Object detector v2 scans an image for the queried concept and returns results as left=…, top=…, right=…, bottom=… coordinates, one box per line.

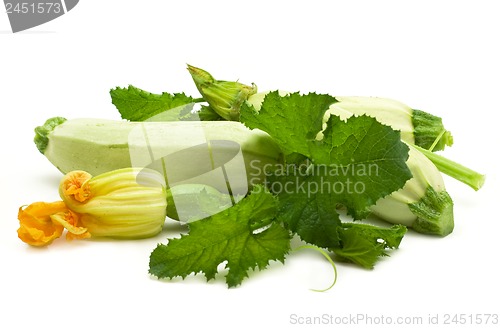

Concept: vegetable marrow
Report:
left=370, top=144, right=454, bottom=236
left=35, top=117, right=284, bottom=194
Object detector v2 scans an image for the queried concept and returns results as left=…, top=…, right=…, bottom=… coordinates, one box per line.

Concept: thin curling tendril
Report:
left=292, top=244, right=338, bottom=292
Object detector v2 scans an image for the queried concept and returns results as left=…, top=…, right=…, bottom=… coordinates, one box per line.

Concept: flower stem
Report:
left=414, top=145, right=485, bottom=191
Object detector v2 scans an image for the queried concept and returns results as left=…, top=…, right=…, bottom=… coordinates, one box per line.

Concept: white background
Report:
left=1, top=1, right=498, bottom=327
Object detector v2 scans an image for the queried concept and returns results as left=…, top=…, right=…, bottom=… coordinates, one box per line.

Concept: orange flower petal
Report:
left=17, top=202, right=67, bottom=246
left=17, top=201, right=92, bottom=246
left=66, top=231, right=92, bottom=241
left=61, top=171, right=92, bottom=203
left=51, top=211, right=91, bottom=240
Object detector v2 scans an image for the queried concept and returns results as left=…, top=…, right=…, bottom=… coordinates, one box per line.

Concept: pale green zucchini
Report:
left=35, top=117, right=284, bottom=194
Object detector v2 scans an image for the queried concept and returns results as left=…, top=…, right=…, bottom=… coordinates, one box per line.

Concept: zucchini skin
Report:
left=40, top=118, right=283, bottom=193
left=370, top=143, right=454, bottom=236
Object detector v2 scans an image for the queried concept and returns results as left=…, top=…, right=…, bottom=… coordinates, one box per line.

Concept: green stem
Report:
left=414, top=145, right=485, bottom=191
left=34, top=117, right=67, bottom=154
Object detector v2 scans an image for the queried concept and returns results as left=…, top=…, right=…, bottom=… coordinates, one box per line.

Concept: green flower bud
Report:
left=187, top=64, right=257, bottom=121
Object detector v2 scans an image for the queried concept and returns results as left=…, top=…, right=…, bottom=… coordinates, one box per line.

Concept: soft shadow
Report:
left=35, top=172, right=63, bottom=189
left=148, top=269, right=228, bottom=287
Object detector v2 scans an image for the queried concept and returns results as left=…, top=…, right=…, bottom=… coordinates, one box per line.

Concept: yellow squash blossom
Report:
left=17, top=201, right=90, bottom=246
left=59, top=168, right=167, bottom=239
left=18, top=168, right=167, bottom=246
